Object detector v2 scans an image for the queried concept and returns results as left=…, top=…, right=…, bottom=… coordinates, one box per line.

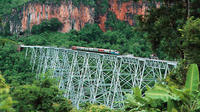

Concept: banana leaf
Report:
left=185, top=64, right=199, bottom=92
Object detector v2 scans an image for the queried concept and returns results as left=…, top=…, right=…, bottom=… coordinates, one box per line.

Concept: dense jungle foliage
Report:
left=1, top=0, right=200, bottom=112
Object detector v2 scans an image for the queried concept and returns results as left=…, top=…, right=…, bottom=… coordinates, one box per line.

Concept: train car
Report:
left=71, top=46, right=120, bottom=55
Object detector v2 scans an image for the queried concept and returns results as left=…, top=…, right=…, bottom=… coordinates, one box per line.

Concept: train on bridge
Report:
left=71, top=46, right=120, bottom=55
left=17, top=45, right=160, bottom=59
left=17, top=45, right=120, bottom=55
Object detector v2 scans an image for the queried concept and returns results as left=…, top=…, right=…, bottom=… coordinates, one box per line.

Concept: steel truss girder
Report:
left=21, top=45, right=177, bottom=109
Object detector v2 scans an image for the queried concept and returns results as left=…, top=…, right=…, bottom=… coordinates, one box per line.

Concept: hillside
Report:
left=0, top=0, right=159, bottom=34
left=1, top=0, right=200, bottom=111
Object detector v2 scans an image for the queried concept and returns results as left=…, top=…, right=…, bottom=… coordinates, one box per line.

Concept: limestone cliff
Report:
left=21, top=1, right=94, bottom=33
left=2, top=0, right=159, bottom=34
left=99, top=0, right=151, bottom=31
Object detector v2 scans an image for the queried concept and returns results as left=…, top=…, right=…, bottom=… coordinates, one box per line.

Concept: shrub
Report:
left=79, top=104, right=114, bottom=112
left=0, top=43, right=34, bottom=85
left=166, top=60, right=188, bottom=88
left=12, top=73, right=73, bottom=112
left=31, top=18, right=63, bottom=34
left=0, top=74, right=15, bottom=112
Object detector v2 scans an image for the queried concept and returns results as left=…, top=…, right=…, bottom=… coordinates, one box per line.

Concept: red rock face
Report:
left=7, top=0, right=159, bottom=33
left=98, top=0, right=148, bottom=31
left=21, top=2, right=94, bottom=32
left=99, top=14, right=107, bottom=32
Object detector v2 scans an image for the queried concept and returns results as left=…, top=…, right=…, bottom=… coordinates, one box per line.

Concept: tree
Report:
left=0, top=43, right=34, bottom=85
left=0, top=38, right=17, bottom=47
left=78, top=24, right=103, bottom=43
left=180, top=17, right=200, bottom=68
left=0, top=74, right=15, bottom=112
left=138, top=2, right=186, bottom=59
left=12, top=73, right=73, bottom=112
left=31, top=18, right=63, bottom=34
left=137, top=0, right=200, bottom=60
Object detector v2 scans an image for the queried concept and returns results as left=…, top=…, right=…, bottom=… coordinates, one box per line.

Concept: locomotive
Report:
left=71, top=46, right=120, bottom=55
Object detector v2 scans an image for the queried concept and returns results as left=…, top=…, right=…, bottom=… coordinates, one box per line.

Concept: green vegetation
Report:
left=0, top=74, right=15, bottom=112
left=95, top=0, right=109, bottom=16
left=0, top=0, right=29, bottom=16
left=138, top=2, right=186, bottom=59
left=1, top=0, right=200, bottom=111
left=14, top=17, right=152, bottom=56
left=31, top=18, right=63, bottom=34
left=166, top=60, right=188, bottom=88
left=137, top=0, right=200, bottom=61
left=77, top=104, right=113, bottom=112
left=180, top=17, right=200, bottom=66
left=0, top=43, right=34, bottom=85
left=12, top=73, right=73, bottom=112
left=125, top=64, right=200, bottom=112
left=72, top=0, right=96, bottom=7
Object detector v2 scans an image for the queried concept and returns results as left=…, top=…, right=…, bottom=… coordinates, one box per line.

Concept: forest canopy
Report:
left=0, top=0, right=200, bottom=111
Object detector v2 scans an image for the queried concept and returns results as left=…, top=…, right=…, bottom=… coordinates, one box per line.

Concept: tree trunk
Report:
left=187, top=0, right=190, bottom=18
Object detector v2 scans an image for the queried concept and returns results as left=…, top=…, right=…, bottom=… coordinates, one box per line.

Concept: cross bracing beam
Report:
left=21, top=45, right=177, bottom=109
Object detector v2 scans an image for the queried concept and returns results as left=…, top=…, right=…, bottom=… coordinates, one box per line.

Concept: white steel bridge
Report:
left=21, top=45, right=177, bottom=109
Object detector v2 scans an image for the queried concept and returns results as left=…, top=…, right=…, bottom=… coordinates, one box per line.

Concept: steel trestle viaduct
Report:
left=21, top=45, right=177, bottom=109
